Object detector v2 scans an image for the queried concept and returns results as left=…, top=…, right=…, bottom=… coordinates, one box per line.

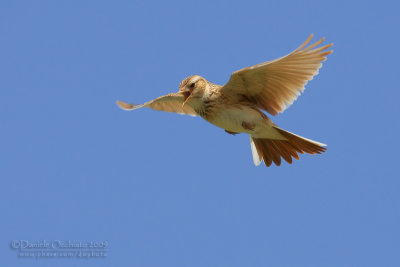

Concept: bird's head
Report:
left=179, top=75, right=208, bottom=108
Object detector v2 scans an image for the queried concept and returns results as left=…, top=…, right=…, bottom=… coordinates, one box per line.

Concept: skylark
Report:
left=117, top=34, right=333, bottom=166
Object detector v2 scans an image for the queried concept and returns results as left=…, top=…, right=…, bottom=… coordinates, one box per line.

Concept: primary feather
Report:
left=220, top=34, right=333, bottom=115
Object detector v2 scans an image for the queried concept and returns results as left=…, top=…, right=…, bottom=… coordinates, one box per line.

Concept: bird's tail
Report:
left=250, top=127, right=326, bottom=166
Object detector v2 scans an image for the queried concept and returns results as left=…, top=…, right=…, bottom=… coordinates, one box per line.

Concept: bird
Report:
left=117, top=34, right=333, bottom=167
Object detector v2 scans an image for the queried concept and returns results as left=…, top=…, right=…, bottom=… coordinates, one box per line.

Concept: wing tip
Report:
left=116, top=100, right=137, bottom=110
left=296, top=34, right=314, bottom=50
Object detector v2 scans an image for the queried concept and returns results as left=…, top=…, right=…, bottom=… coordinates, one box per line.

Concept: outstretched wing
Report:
left=220, top=34, right=333, bottom=116
left=117, top=92, right=198, bottom=116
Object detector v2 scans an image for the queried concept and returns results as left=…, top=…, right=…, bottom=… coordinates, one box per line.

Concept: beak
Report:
left=181, top=90, right=191, bottom=108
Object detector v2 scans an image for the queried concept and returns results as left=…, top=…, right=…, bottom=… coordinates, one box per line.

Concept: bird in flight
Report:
left=117, top=34, right=333, bottom=166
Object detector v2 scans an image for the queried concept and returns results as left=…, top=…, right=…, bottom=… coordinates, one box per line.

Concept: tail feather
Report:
left=270, top=140, right=292, bottom=164
left=250, top=127, right=326, bottom=167
left=250, top=138, right=262, bottom=166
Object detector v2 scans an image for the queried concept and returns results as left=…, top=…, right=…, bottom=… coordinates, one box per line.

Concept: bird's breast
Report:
left=203, top=104, right=270, bottom=135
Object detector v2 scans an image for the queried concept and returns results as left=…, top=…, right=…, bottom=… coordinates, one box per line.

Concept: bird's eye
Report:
left=189, top=83, right=195, bottom=89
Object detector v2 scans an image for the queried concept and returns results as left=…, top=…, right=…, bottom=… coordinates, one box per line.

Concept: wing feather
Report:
left=116, top=92, right=198, bottom=116
left=221, top=34, right=333, bottom=115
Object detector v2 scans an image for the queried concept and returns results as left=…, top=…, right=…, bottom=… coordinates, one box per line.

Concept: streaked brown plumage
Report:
left=117, top=34, right=333, bottom=166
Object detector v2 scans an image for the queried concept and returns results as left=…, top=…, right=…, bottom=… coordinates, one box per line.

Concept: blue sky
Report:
left=1, top=0, right=399, bottom=266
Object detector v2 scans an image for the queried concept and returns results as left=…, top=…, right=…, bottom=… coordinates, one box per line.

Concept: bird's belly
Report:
left=205, top=106, right=268, bottom=134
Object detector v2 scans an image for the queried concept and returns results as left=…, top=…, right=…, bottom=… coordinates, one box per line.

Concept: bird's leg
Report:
left=225, top=130, right=238, bottom=135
